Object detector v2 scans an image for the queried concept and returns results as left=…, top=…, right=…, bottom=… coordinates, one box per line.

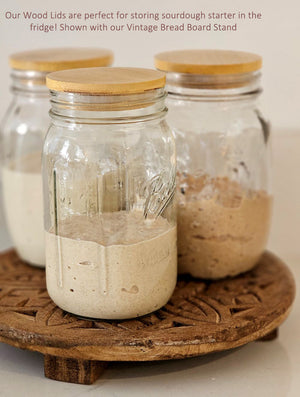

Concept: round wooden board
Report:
left=0, top=250, right=295, bottom=384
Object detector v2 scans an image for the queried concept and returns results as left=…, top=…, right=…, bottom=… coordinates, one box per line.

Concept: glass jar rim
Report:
left=164, top=70, right=262, bottom=98
left=49, top=88, right=168, bottom=124
left=10, top=69, right=49, bottom=95
left=49, top=87, right=167, bottom=112
left=165, top=70, right=260, bottom=89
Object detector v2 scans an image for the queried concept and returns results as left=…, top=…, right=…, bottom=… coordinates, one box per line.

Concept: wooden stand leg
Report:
left=44, top=355, right=107, bottom=384
left=258, top=328, right=279, bottom=342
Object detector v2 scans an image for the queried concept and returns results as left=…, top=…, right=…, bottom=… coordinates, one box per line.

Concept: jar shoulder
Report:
left=166, top=99, right=269, bottom=134
left=44, top=119, right=175, bottom=154
left=1, top=96, right=50, bottom=136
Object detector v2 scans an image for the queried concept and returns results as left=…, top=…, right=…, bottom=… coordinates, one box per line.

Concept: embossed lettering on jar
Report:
left=155, top=49, right=272, bottom=279
left=43, top=67, right=177, bottom=319
left=0, top=48, right=113, bottom=267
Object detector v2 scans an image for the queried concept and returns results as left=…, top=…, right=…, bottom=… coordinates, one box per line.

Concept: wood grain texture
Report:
left=258, top=328, right=278, bottom=342
left=10, top=48, right=113, bottom=71
left=0, top=250, right=295, bottom=363
left=46, top=67, right=166, bottom=94
left=155, top=49, right=262, bottom=74
left=44, top=355, right=106, bottom=384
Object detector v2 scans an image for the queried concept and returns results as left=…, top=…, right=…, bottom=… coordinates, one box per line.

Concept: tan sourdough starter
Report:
left=177, top=174, right=272, bottom=279
left=46, top=211, right=177, bottom=319
left=2, top=153, right=44, bottom=266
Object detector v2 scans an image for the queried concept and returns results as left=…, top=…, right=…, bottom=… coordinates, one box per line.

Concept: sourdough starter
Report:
left=46, top=211, right=177, bottom=319
left=2, top=153, right=45, bottom=266
left=178, top=174, right=272, bottom=279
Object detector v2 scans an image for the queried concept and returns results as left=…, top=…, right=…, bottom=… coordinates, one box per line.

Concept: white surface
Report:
left=0, top=0, right=299, bottom=131
left=0, top=131, right=299, bottom=396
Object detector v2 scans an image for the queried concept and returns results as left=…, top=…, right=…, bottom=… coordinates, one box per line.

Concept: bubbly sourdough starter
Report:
left=46, top=211, right=177, bottom=319
left=2, top=153, right=45, bottom=267
left=178, top=174, right=272, bottom=279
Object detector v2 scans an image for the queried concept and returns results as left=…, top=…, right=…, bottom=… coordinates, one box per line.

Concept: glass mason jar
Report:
left=0, top=48, right=113, bottom=267
left=43, top=67, right=177, bottom=319
left=155, top=50, right=272, bottom=279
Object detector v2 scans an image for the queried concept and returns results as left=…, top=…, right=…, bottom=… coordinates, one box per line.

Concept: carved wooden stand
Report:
left=0, top=250, right=295, bottom=384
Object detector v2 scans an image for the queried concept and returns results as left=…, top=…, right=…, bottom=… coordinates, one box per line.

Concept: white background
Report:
left=0, top=0, right=299, bottom=132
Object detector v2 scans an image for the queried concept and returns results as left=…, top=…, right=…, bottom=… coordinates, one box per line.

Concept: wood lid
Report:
left=155, top=49, right=262, bottom=75
left=9, top=48, right=113, bottom=72
left=46, top=67, right=166, bottom=94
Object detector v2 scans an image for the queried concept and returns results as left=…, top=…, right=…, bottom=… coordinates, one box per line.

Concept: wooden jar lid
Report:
left=155, top=49, right=262, bottom=75
left=46, top=67, right=166, bottom=94
left=9, top=48, right=113, bottom=72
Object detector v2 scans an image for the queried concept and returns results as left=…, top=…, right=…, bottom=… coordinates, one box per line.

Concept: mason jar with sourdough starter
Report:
left=155, top=49, right=272, bottom=279
left=0, top=48, right=113, bottom=267
left=43, top=67, right=177, bottom=319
